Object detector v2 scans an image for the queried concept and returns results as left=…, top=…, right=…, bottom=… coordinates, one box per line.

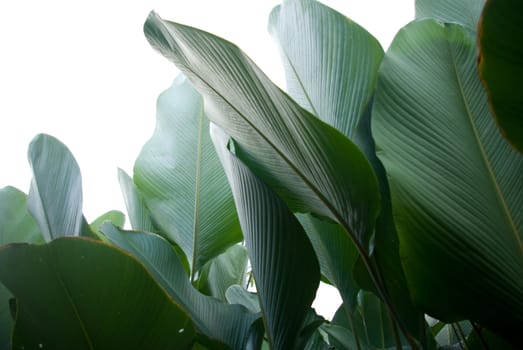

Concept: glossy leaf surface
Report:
left=372, top=19, right=523, bottom=340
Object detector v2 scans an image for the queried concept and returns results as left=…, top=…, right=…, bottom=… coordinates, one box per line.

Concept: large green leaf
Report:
left=372, top=19, right=523, bottom=342
left=101, top=223, right=262, bottom=350
left=117, top=168, right=156, bottom=232
left=0, top=186, right=43, bottom=245
left=212, top=125, right=320, bottom=350
left=0, top=238, right=195, bottom=348
left=416, top=0, right=486, bottom=28
left=197, top=244, right=248, bottom=301
left=133, top=75, right=242, bottom=274
left=478, top=0, right=523, bottom=153
left=268, top=0, right=420, bottom=337
left=27, top=134, right=85, bottom=241
left=268, top=0, right=384, bottom=139
left=90, top=210, right=125, bottom=231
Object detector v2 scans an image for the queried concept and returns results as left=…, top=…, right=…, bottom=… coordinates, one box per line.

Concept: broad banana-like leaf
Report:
left=478, top=0, right=523, bottom=153
left=133, top=75, right=242, bottom=274
left=269, top=0, right=420, bottom=336
left=225, top=285, right=261, bottom=314
left=27, top=134, right=85, bottom=241
left=143, top=12, right=380, bottom=255
left=90, top=210, right=125, bottom=232
left=197, top=244, right=248, bottom=301
left=117, top=168, right=155, bottom=232
left=0, top=186, right=43, bottom=245
left=0, top=186, right=43, bottom=347
left=101, top=223, right=262, bottom=350
left=372, top=19, right=523, bottom=342
left=415, top=0, right=486, bottom=28
left=212, top=125, right=320, bottom=350
left=0, top=238, right=196, bottom=349
left=268, top=0, right=383, bottom=139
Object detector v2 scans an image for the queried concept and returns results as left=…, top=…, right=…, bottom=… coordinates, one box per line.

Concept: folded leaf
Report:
left=117, top=168, right=156, bottom=232
left=212, top=125, right=320, bottom=350
left=415, top=0, right=486, bottom=28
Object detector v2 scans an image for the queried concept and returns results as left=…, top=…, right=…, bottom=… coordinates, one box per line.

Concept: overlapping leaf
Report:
left=212, top=125, right=320, bottom=349
left=143, top=11, right=380, bottom=257
left=118, top=168, right=156, bottom=232
left=372, top=19, right=523, bottom=342
left=0, top=238, right=195, bottom=348
left=133, top=75, right=242, bottom=274
left=101, top=223, right=262, bottom=350
left=27, top=134, right=85, bottom=241
left=416, top=0, right=486, bottom=28
left=478, top=0, right=523, bottom=153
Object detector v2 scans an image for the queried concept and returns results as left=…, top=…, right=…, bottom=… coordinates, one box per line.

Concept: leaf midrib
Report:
left=447, top=33, right=520, bottom=248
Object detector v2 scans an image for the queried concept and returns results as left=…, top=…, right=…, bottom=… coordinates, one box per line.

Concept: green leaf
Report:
left=90, top=210, right=125, bottom=232
left=415, top=0, right=486, bottom=28
left=296, top=214, right=359, bottom=314
left=212, top=125, right=320, bottom=350
left=0, top=238, right=196, bottom=349
left=133, top=75, right=242, bottom=274
left=225, top=285, right=261, bottom=314
left=101, top=223, right=262, bottom=350
left=478, top=0, right=523, bottom=153
left=372, top=19, right=523, bottom=342
left=268, top=0, right=384, bottom=139
left=144, top=11, right=380, bottom=257
left=117, top=168, right=156, bottom=232
left=0, top=186, right=43, bottom=245
left=27, top=134, right=84, bottom=241
left=198, top=244, right=248, bottom=301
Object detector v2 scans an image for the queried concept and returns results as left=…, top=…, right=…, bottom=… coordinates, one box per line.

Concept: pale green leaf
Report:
left=416, top=0, right=486, bottom=28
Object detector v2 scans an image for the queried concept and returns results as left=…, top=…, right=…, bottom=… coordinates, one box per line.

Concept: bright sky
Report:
left=0, top=0, right=413, bottom=318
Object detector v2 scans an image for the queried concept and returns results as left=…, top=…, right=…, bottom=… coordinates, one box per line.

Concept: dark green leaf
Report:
left=212, top=125, right=320, bottom=350
left=27, top=134, right=84, bottom=241
left=133, top=75, right=242, bottom=274
left=372, top=19, right=523, bottom=342
left=0, top=238, right=196, bottom=349
left=101, top=223, right=262, bottom=350
left=478, top=0, right=523, bottom=153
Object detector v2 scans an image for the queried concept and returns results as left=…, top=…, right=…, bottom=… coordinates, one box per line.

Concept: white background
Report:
left=0, top=0, right=413, bottom=318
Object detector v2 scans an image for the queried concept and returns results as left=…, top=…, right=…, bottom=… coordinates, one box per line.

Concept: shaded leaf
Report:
left=212, top=125, right=320, bottom=350
left=478, top=0, right=523, bottom=153
left=143, top=11, right=380, bottom=255
left=225, top=285, right=261, bottom=314
left=416, top=0, right=486, bottom=28
left=133, top=75, right=242, bottom=274
left=372, top=19, right=523, bottom=342
left=27, top=134, right=84, bottom=241
left=198, top=244, right=248, bottom=301
left=101, top=223, right=262, bottom=350
left=0, top=238, right=196, bottom=349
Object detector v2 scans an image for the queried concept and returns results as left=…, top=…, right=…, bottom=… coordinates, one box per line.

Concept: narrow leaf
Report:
left=212, top=125, right=320, bottom=350
left=117, top=168, right=156, bottom=232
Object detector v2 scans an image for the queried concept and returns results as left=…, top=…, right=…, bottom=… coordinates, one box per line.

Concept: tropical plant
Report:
left=0, top=0, right=521, bottom=349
